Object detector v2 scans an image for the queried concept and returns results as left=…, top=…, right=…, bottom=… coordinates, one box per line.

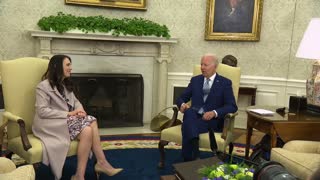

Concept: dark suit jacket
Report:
left=176, top=74, right=238, bottom=131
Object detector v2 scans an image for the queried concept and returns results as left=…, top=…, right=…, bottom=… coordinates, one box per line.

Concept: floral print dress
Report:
left=62, top=90, right=97, bottom=140
left=67, top=115, right=96, bottom=140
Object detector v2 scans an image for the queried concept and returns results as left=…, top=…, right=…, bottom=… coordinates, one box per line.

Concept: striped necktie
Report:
left=198, top=78, right=211, bottom=115
left=203, top=78, right=211, bottom=102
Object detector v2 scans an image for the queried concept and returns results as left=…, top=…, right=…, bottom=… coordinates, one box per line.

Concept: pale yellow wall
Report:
left=0, top=0, right=319, bottom=80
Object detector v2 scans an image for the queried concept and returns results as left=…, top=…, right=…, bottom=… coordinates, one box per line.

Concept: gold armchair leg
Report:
left=158, top=140, right=169, bottom=169
left=228, top=142, right=234, bottom=154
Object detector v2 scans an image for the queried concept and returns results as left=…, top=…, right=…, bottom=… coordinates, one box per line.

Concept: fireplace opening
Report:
left=72, top=73, right=144, bottom=128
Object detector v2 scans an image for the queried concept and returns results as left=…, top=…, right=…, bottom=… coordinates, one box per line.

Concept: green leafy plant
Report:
left=198, top=161, right=255, bottom=180
left=37, top=12, right=171, bottom=39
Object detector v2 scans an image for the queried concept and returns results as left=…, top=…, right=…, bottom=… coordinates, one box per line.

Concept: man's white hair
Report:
left=202, top=53, right=219, bottom=65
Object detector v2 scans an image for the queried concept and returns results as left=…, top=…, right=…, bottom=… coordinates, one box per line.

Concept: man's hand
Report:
left=179, top=103, right=190, bottom=113
left=202, top=111, right=216, bottom=121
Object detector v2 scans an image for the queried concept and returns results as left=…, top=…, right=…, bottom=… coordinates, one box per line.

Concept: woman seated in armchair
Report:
left=32, top=55, right=122, bottom=180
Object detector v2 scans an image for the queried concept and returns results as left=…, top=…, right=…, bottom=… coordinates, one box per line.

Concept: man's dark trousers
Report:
left=181, top=108, right=219, bottom=161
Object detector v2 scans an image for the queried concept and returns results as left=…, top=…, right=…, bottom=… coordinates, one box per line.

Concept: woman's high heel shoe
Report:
left=94, top=163, right=123, bottom=177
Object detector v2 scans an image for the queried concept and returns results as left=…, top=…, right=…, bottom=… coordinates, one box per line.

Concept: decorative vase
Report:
left=306, top=61, right=320, bottom=106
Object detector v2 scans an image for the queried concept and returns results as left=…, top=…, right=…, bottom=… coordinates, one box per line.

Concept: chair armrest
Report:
left=225, top=112, right=238, bottom=119
left=3, top=112, right=23, bottom=123
left=283, top=140, right=320, bottom=153
left=162, top=106, right=180, bottom=129
left=3, top=112, right=32, bottom=151
left=221, top=112, right=238, bottom=140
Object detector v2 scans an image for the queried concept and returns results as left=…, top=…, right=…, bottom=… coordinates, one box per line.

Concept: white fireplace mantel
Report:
left=30, top=30, right=178, bottom=43
left=30, top=30, right=178, bottom=119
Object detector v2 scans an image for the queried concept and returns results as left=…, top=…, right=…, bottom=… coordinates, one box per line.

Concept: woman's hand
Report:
left=76, top=109, right=87, bottom=118
left=67, top=109, right=87, bottom=118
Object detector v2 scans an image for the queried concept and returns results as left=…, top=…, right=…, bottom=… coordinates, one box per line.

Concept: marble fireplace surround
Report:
left=30, top=30, right=178, bottom=124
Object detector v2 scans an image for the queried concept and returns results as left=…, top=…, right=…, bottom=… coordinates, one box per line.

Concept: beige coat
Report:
left=32, top=79, right=83, bottom=179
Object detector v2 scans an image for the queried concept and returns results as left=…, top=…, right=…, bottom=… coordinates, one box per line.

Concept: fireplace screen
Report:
left=72, top=73, right=144, bottom=128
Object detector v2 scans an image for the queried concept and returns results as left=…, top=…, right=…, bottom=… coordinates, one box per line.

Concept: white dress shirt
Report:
left=204, top=73, right=216, bottom=89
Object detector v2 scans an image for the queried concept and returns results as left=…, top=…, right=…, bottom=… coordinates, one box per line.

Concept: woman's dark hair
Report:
left=42, top=54, right=73, bottom=95
left=222, top=55, right=238, bottom=67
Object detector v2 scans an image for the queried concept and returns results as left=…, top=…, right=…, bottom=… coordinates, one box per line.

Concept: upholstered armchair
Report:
left=0, top=58, right=79, bottom=167
left=158, top=64, right=241, bottom=168
left=271, top=140, right=320, bottom=180
left=0, top=157, right=35, bottom=180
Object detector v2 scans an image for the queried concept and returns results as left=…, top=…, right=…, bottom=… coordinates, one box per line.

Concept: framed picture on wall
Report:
left=205, top=0, right=264, bottom=41
left=65, top=0, right=146, bottom=10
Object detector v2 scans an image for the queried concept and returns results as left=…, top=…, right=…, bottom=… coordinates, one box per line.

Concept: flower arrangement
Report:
left=198, top=161, right=255, bottom=180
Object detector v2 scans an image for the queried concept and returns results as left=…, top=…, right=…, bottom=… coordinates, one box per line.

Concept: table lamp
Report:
left=296, top=18, right=320, bottom=112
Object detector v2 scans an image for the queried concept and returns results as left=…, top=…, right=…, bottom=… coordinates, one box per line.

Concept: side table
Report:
left=245, top=106, right=320, bottom=158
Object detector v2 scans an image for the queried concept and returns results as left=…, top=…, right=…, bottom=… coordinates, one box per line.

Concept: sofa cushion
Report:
left=283, top=140, right=320, bottom=154
left=0, top=164, right=35, bottom=180
left=271, top=148, right=320, bottom=180
left=0, top=157, right=16, bottom=174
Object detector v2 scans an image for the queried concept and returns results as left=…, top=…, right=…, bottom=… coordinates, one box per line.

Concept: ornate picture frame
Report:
left=65, top=0, right=146, bottom=10
left=205, top=0, right=264, bottom=41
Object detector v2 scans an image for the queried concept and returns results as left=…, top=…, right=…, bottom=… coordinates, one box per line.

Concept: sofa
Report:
left=271, top=140, right=320, bottom=179
left=0, top=157, right=35, bottom=180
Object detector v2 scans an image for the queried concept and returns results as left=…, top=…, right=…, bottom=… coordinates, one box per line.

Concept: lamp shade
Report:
left=296, top=18, right=320, bottom=60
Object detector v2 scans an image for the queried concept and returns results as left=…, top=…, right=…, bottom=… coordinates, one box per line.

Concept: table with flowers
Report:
left=173, top=156, right=254, bottom=180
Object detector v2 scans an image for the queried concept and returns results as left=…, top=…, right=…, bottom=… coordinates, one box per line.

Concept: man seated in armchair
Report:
left=176, top=53, right=238, bottom=161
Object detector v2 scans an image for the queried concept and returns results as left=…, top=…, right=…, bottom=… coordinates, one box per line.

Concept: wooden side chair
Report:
left=158, top=63, right=241, bottom=168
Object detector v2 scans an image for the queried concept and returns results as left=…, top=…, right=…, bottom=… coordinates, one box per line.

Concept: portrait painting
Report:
left=205, top=0, right=264, bottom=41
left=65, top=0, right=146, bottom=10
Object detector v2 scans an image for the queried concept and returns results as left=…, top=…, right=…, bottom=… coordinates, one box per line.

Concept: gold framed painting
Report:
left=65, top=0, right=146, bottom=10
left=205, top=0, right=264, bottom=41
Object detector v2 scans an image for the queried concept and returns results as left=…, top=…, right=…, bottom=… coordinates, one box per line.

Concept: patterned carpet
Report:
left=100, top=135, right=182, bottom=150
left=99, top=135, right=252, bottom=156
left=2, top=133, right=254, bottom=166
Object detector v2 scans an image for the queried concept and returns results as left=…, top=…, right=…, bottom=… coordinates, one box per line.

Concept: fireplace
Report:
left=72, top=73, right=144, bottom=128
left=30, top=30, right=178, bottom=124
